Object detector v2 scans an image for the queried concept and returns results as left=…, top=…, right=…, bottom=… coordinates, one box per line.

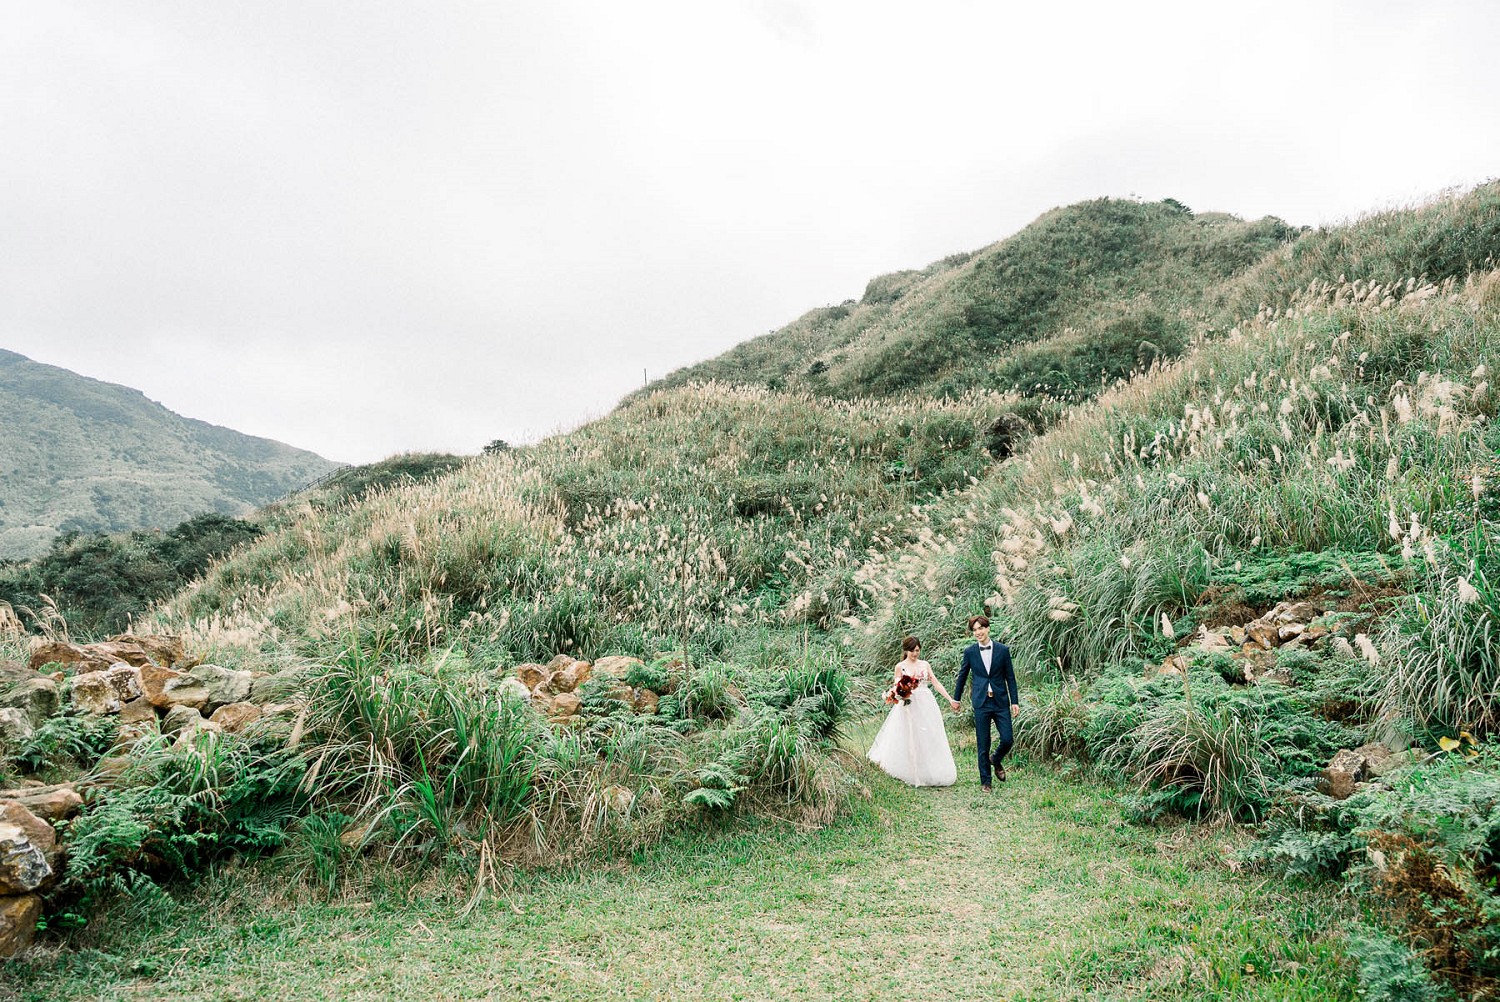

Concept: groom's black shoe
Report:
left=981, top=784, right=992, bottom=793
left=994, top=764, right=1008, bottom=783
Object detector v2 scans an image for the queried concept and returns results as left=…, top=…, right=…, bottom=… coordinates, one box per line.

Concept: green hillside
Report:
left=7, top=185, right=1500, bottom=999
left=643, top=198, right=1297, bottom=405
left=0, top=350, right=341, bottom=559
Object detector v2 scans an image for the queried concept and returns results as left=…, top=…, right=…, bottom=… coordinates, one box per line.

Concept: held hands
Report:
left=949, top=699, right=960, bottom=712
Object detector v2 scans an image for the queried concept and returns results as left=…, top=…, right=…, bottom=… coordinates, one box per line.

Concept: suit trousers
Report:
left=974, top=704, right=1013, bottom=785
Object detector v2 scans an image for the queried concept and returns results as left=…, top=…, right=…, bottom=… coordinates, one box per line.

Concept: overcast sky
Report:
left=4, top=2, right=1498, bottom=463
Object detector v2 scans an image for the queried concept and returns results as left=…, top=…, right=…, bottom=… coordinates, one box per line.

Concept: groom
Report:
left=951, top=614, right=1019, bottom=792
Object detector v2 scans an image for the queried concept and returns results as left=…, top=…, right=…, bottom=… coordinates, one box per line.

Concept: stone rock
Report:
left=112, top=721, right=157, bottom=750
left=0, top=662, right=32, bottom=684
left=1258, top=668, right=1293, bottom=686
left=0, top=893, right=41, bottom=958
left=1300, top=624, right=1331, bottom=645
left=514, top=663, right=549, bottom=691
left=0, top=709, right=33, bottom=750
left=0, top=823, right=50, bottom=894
left=118, top=697, right=157, bottom=726
left=106, top=633, right=186, bottom=668
left=0, top=785, right=82, bottom=824
left=1246, top=623, right=1280, bottom=650
left=1268, top=601, right=1323, bottom=624
left=105, top=664, right=143, bottom=700
left=1322, top=748, right=1368, bottom=800
left=70, top=670, right=124, bottom=714
left=141, top=669, right=184, bottom=708
left=183, top=665, right=253, bottom=713
left=157, top=673, right=209, bottom=711
left=0, top=678, right=59, bottom=727
left=209, top=702, right=262, bottom=734
left=1193, top=628, right=1232, bottom=650
left=591, top=655, right=643, bottom=680
left=1228, top=626, right=1247, bottom=646
left=1277, top=623, right=1306, bottom=643
left=1354, top=741, right=1400, bottom=778
left=0, top=804, right=54, bottom=857
left=550, top=660, right=592, bottom=694
left=546, top=654, right=576, bottom=672
left=161, top=704, right=205, bottom=738
left=550, top=692, right=581, bottom=718
left=1330, top=636, right=1357, bottom=659
left=1152, top=654, right=1187, bottom=677
left=26, top=640, right=91, bottom=672
left=87, top=640, right=153, bottom=669
left=173, top=719, right=223, bottom=749
left=634, top=689, right=660, bottom=715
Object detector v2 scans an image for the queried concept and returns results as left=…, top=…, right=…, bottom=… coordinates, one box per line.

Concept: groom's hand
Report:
left=1011, top=703, right=1021, bottom=715
left=950, top=699, right=960, bottom=711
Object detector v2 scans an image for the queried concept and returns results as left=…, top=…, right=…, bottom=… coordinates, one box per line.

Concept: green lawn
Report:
left=5, top=724, right=1356, bottom=1001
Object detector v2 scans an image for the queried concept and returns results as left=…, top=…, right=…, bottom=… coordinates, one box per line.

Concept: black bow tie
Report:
left=980, top=644, right=992, bottom=651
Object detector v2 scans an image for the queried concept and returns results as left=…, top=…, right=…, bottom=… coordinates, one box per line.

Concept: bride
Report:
left=867, top=636, right=959, bottom=787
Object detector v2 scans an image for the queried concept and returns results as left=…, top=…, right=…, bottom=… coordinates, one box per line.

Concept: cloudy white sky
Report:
left=4, top=1, right=1498, bottom=463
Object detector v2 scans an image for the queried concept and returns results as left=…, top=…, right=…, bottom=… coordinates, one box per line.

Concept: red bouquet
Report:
left=884, top=673, right=920, bottom=706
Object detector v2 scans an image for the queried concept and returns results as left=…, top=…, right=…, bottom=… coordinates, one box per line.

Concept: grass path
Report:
left=7, top=725, right=1356, bottom=1002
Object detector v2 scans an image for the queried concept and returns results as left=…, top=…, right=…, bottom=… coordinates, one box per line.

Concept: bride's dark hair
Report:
left=901, top=635, right=920, bottom=652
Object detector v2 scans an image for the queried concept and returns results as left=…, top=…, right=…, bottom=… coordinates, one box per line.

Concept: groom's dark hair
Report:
left=901, top=635, right=920, bottom=652
left=967, top=614, right=990, bottom=631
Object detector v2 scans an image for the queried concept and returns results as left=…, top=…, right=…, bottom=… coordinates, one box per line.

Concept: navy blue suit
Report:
left=954, top=641, right=1019, bottom=786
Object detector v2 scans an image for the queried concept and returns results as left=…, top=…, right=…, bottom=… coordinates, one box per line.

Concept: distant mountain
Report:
left=0, top=350, right=341, bottom=559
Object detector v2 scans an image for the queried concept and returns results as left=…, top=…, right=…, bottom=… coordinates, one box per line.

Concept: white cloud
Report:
left=3, top=1, right=1498, bottom=462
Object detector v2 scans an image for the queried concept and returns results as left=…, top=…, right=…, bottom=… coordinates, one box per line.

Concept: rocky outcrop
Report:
left=513, top=654, right=663, bottom=721
left=27, top=635, right=188, bottom=673
left=69, top=664, right=143, bottom=715
left=0, top=785, right=83, bottom=825
left=0, top=823, right=50, bottom=895
left=208, top=702, right=262, bottom=734
left=0, top=678, right=58, bottom=727
left=0, top=709, right=33, bottom=750
left=0, top=893, right=40, bottom=958
left=1151, top=601, right=1357, bottom=682
left=1321, top=742, right=1404, bottom=799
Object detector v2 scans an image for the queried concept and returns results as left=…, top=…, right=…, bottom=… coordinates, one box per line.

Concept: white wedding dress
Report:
left=867, top=660, right=957, bottom=787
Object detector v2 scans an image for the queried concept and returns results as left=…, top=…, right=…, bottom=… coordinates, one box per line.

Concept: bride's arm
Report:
left=925, top=662, right=960, bottom=709
left=926, top=664, right=956, bottom=702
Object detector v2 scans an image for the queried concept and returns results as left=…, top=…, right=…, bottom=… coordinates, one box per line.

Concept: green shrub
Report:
left=1346, top=925, right=1458, bottom=1002
left=1017, top=684, right=1092, bottom=759
left=1110, top=698, right=1273, bottom=821
left=1379, top=523, right=1500, bottom=736
left=56, top=733, right=306, bottom=919
left=13, top=711, right=118, bottom=775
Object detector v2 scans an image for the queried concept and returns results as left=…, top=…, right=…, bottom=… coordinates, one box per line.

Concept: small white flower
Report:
left=1160, top=613, right=1175, bottom=639
left=1458, top=578, right=1481, bottom=605
left=1355, top=633, right=1381, bottom=665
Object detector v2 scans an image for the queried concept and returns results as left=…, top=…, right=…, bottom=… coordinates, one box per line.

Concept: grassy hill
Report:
left=0, top=350, right=341, bottom=559
left=7, top=184, right=1500, bottom=999
left=643, top=199, right=1297, bottom=406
